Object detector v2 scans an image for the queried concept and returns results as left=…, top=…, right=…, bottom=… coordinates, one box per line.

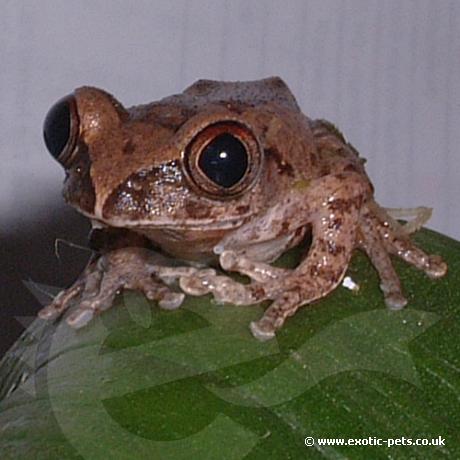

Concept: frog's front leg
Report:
left=39, top=247, right=187, bottom=328
left=181, top=173, right=369, bottom=340
left=250, top=174, right=367, bottom=340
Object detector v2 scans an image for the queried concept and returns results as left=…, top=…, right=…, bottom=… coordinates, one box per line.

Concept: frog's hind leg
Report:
left=358, top=209, right=408, bottom=310
left=366, top=201, right=447, bottom=280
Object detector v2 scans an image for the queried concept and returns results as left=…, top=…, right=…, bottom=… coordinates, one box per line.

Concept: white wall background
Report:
left=1, top=0, right=459, bottom=239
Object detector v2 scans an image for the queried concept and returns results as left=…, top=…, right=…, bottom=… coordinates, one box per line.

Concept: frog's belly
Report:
left=135, top=226, right=307, bottom=263
left=239, top=226, right=308, bottom=263
left=136, top=226, right=226, bottom=262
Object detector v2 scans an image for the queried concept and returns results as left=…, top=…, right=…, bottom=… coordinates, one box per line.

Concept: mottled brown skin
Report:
left=39, top=77, right=447, bottom=340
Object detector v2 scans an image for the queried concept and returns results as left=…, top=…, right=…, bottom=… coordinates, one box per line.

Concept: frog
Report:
left=38, top=77, right=447, bottom=341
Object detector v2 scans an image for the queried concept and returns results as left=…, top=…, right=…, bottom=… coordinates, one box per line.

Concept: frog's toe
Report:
left=219, top=250, right=239, bottom=271
left=219, top=250, right=288, bottom=283
left=66, top=306, right=95, bottom=329
left=383, top=292, right=408, bottom=310
left=66, top=305, right=96, bottom=329
left=38, top=282, right=84, bottom=321
left=179, top=271, right=260, bottom=305
left=378, top=282, right=408, bottom=310
left=425, top=255, right=447, bottom=279
left=250, top=319, right=276, bottom=341
left=137, top=277, right=181, bottom=305
left=158, top=292, right=185, bottom=310
left=179, top=273, right=214, bottom=296
left=66, top=287, right=119, bottom=328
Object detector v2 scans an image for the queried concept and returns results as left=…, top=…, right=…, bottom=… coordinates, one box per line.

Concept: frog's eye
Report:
left=184, top=122, right=262, bottom=197
left=198, top=133, right=248, bottom=188
left=43, top=95, right=79, bottom=164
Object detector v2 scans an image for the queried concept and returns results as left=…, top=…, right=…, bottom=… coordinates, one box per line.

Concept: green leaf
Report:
left=1, top=228, right=459, bottom=459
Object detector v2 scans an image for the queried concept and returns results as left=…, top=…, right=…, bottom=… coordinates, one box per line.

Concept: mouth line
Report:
left=76, top=207, right=246, bottom=231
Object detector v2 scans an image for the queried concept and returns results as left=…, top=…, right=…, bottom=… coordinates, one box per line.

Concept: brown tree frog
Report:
left=39, top=77, right=447, bottom=340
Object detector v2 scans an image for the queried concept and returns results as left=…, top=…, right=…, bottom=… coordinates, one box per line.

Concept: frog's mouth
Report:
left=77, top=206, right=248, bottom=232
left=103, top=215, right=247, bottom=231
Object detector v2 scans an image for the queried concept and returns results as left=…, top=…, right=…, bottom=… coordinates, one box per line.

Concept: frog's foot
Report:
left=358, top=203, right=447, bottom=311
left=178, top=248, right=346, bottom=341
left=178, top=255, right=287, bottom=340
left=366, top=204, right=447, bottom=280
left=38, top=247, right=186, bottom=328
left=359, top=211, right=408, bottom=310
left=179, top=266, right=301, bottom=341
left=180, top=261, right=355, bottom=343
left=178, top=271, right=261, bottom=305
left=177, top=250, right=286, bottom=305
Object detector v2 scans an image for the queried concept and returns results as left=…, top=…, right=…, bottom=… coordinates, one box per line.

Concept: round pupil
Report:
left=198, top=133, right=248, bottom=188
left=43, top=96, right=72, bottom=160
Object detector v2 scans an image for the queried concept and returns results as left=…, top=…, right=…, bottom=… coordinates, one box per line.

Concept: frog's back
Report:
left=129, top=77, right=301, bottom=124
left=181, top=77, right=301, bottom=111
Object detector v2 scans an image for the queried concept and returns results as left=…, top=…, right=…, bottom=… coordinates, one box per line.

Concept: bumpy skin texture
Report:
left=39, top=77, right=447, bottom=340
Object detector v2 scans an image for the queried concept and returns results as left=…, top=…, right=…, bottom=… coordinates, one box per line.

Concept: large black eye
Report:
left=198, top=133, right=248, bottom=188
left=184, top=122, right=262, bottom=198
left=43, top=95, right=77, bottom=162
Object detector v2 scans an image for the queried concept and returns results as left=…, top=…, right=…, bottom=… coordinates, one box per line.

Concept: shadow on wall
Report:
left=0, top=203, right=91, bottom=359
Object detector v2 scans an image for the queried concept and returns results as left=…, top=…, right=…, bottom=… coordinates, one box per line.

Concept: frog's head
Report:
left=42, top=85, right=280, bottom=233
